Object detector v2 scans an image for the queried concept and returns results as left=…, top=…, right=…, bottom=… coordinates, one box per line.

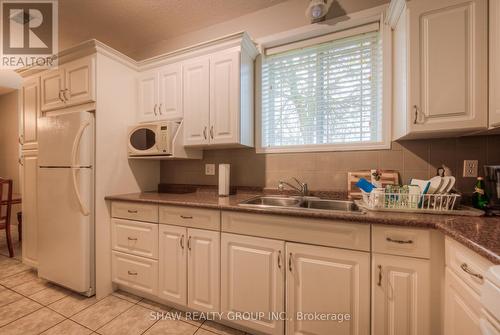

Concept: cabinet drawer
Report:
left=372, top=225, right=430, bottom=259
left=111, top=201, right=158, bottom=223
left=111, top=219, right=158, bottom=259
left=111, top=251, right=158, bottom=295
left=159, top=205, right=220, bottom=231
left=445, top=236, right=492, bottom=295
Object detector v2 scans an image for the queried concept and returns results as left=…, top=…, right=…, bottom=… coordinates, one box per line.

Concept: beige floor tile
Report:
left=0, top=288, right=23, bottom=307
left=41, top=319, right=93, bottom=335
left=49, top=293, right=99, bottom=317
left=71, top=295, right=133, bottom=331
left=0, top=269, right=38, bottom=288
left=201, top=321, right=245, bottom=335
left=29, top=285, right=71, bottom=305
left=0, top=307, right=65, bottom=335
left=195, top=330, right=218, bottom=335
left=144, top=318, right=199, bottom=335
left=11, top=277, right=52, bottom=296
left=0, top=260, right=30, bottom=279
left=111, top=290, right=142, bottom=303
left=97, top=304, right=157, bottom=335
left=168, top=308, right=205, bottom=326
left=0, top=297, right=43, bottom=327
left=138, top=298, right=172, bottom=313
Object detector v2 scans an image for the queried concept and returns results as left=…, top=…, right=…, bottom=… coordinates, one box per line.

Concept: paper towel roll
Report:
left=219, top=164, right=230, bottom=196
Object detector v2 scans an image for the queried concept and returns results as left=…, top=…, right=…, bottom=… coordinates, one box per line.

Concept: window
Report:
left=260, top=25, right=385, bottom=152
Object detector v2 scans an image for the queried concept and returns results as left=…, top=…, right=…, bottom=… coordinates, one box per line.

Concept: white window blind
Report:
left=261, top=29, right=383, bottom=150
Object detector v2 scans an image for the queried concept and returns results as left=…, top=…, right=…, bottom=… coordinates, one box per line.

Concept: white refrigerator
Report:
left=37, top=110, right=95, bottom=296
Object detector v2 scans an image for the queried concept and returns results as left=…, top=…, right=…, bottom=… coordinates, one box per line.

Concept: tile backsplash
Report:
left=160, top=135, right=500, bottom=194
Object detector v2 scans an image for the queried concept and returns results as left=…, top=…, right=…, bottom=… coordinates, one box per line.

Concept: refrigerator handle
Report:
left=71, top=120, right=91, bottom=216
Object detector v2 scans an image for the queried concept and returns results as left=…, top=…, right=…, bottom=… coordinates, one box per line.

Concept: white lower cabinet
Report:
left=221, top=233, right=285, bottom=335
left=157, top=224, right=220, bottom=313
left=158, top=224, right=187, bottom=305
left=286, top=243, right=370, bottom=335
left=111, top=251, right=158, bottom=296
left=372, top=253, right=431, bottom=335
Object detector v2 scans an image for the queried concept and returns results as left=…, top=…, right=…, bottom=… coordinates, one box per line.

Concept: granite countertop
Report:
left=105, top=191, right=500, bottom=264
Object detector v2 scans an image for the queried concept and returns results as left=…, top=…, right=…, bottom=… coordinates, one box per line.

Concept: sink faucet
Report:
left=278, top=177, right=309, bottom=196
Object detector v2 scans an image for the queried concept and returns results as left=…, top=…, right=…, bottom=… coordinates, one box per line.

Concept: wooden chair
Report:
left=0, top=178, right=14, bottom=257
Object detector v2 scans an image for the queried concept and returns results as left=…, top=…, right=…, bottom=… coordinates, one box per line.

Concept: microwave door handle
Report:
left=71, top=120, right=91, bottom=216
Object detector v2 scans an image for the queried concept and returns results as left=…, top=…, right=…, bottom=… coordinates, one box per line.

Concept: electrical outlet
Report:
left=463, top=160, right=478, bottom=178
left=205, top=164, right=215, bottom=176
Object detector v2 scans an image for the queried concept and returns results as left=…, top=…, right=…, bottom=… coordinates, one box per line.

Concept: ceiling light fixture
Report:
left=305, top=0, right=333, bottom=23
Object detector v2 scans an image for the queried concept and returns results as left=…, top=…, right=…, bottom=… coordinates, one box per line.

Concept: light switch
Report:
left=205, top=164, right=215, bottom=176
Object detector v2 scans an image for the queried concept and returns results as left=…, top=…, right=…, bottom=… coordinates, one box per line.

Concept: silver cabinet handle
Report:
left=288, top=252, right=292, bottom=272
left=187, top=236, right=192, bottom=251
left=210, top=125, right=214, bottom=139
left=158, top=103, right=162, bottom=115
left=127, top=270, right=138, bottom=275
left=277, top=251, right=282, bottom=269
left=203, top=126, right=207, bottom=140
left=18, top=135, right=24, bottom=145
left=386, top=237, right=413, bottom=244
left=180, top=215, right=193, bottom=219
left=18, top=157, right=24, bottom=166
left=460, top=263, right=483, bottom=280
left=58, top=90, right=65, bottom=103
left=413, top=105, right=419, bottom=124
left=377, top=265, right=382, bottom=286
left=127, top=209, right=138, bottom=214
left=153, top=104, right=158, bottom=116
left=63, top=88, right=69, bottom=101
left=180, top=234, right=185, bottom=249
left=127, top=237, right=137, bottom=241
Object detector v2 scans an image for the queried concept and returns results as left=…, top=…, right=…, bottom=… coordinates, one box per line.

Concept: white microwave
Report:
left=128, top=121, right=179, bottom=156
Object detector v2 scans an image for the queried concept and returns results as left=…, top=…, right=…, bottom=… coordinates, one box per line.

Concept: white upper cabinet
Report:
left=490, top=0, right=500, bottom=128
left=137, top=72, right=159, bottom=123
left=183, top=57, right=210, bottom=146
left=221, top=233, right=285, bottom=335
left=391, top=0, right=488, bottom=139
left=286, top=242, right=370, bottom=335
left=137, top=62, right=183, bottom=123
left=20, top=77, right=40, bottom=150
left=40, top=56, right=96, bottom=112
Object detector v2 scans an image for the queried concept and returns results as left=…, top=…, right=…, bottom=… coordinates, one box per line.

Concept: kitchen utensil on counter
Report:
left=348, top=170, right=399, bottom=199
left=218, top=164, right=230, bottom=196
left=427, top=176, right=443, bottom=194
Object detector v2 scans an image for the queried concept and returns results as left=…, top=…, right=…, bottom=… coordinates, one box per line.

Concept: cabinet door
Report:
left=183, top=58, right=210, bottom=146
left=209, top=50, right=240, bottom=145
left=158, top=224, right=187, bottom=306
left=40, top=68, right=65, bottom=111
left=64, top=57, right=96, bottom=107
left=221, top=233, right=284, bottom=335
left=286, top=243, right=370, bottom=335
left=21, top=151, right=38, bottom=268
left=20, top=77, right=40, bottom=150
left=408, top=0, right=488, bottom=132
left=490, top=0, right=500, bottom=128
left=137, top=72, right=159, bottom=122
left=159, top=63, right=183, bottom=120
left=444, top=268, right=482, bottom=335
left=372, top=253, right=431, bottom=335
left=187, top=228, right=220, bottom=313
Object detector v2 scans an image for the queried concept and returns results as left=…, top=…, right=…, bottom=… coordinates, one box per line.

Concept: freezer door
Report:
left=38, top=167, right=93, bottom=294
left=38, top=111, right=94, bottom=167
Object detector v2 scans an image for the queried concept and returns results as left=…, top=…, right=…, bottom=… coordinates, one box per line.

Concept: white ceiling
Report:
left=58, top=0, right=288, bottom=59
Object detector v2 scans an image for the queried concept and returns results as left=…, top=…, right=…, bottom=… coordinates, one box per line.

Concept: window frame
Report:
left=255, top=4, right=392, bottom=153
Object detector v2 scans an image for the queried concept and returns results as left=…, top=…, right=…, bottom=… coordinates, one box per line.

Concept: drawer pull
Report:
left=127, top=270, right=138, bottom=276
left=377, top=265, right=382, bottom=286
left=187, top=236, right=192, bottom=251
left=288, top=252, right=293, bottom=272
left=180, top=234, right=185, bottom=249
left=127, top=237, right=138, bottom=241
left=180, top=215, right=193, bottom=219
left=460, top=263, right=484, bottom=280
left=386, top=237, right=413, bottom=244
left=127, top=210, right=138, bottom=214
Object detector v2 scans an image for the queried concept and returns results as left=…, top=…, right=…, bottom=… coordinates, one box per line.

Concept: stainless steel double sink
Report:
left=238, top=196, right=363, bottom=214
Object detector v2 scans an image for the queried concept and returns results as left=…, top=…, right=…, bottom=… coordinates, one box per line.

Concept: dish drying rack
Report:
left=359, top=189, right=463, bottom=214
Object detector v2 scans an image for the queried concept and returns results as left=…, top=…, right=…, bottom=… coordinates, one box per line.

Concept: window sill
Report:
left=256, top=142, right=391, bottom=154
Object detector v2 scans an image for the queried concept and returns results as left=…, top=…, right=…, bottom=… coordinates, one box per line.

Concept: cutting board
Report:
left=348, top=170, right=399, bottom=199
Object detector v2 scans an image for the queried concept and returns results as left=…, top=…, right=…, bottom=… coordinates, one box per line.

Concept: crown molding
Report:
left=385, top=0, right=407, bottom=29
